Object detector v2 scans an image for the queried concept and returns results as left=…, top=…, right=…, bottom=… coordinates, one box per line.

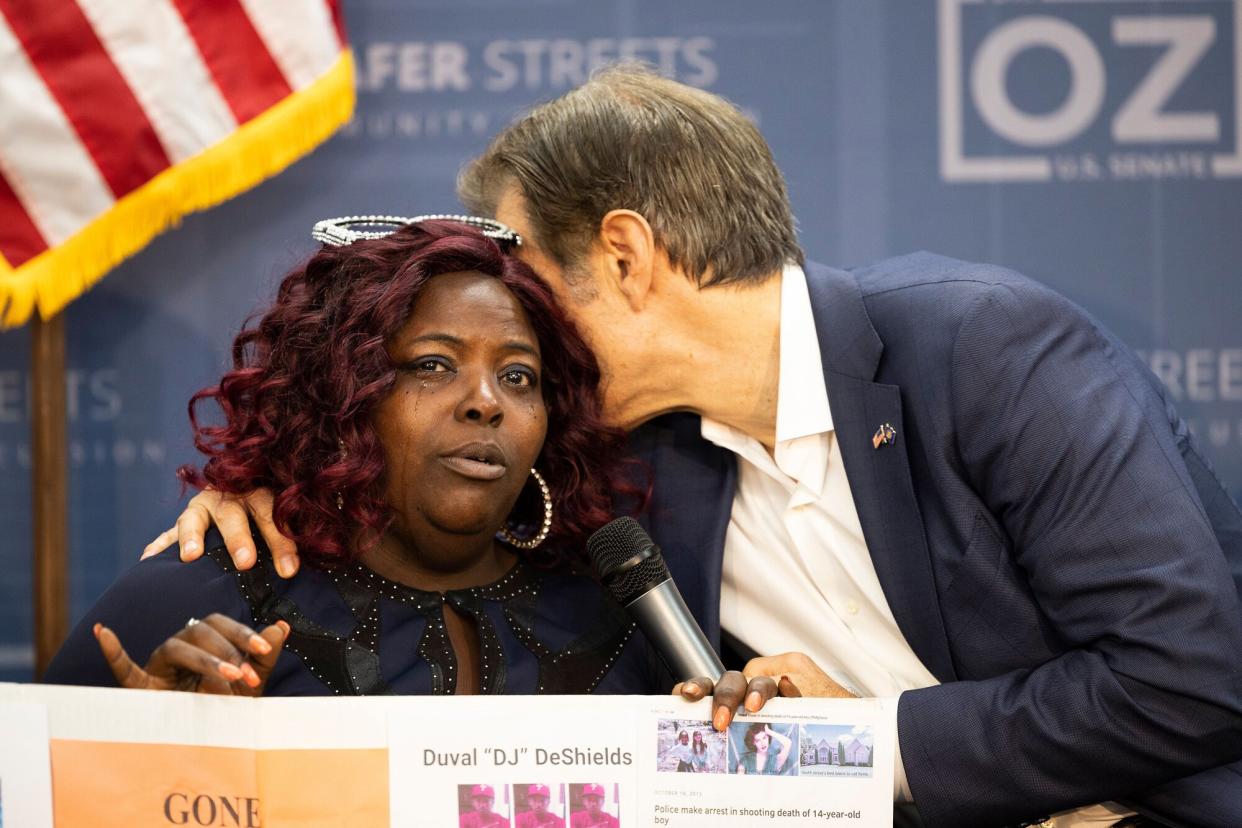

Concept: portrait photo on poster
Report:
left=727, top=721, right=799, bottom=776
left=513, top=782, right=566, bottom=827
left=654, top=718, right=726, bottom=774
left=458, top=782, right=512, bottom=827
left=566, top=782, right=620, bottom=827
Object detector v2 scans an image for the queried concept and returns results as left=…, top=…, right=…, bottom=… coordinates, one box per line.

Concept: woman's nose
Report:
left=455, top=373, right=504, bottom=426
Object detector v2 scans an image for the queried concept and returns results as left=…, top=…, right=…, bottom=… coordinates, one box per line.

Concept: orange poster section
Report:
left=50, top=740, right=388, bottom=828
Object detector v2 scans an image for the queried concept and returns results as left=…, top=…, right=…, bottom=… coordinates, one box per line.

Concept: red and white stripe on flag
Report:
left=0, top=0, right=354, bottom=326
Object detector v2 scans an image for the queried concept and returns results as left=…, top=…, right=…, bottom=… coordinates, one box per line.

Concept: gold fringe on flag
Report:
left=0, top=50, right=356, bottom=328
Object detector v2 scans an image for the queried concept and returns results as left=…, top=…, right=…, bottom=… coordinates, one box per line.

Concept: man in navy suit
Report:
left=159, top=67, right=1242, bottom=826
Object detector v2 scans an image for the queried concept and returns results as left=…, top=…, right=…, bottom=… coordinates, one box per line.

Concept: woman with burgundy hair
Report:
left=732, top=722, right=793, bottom=775
left=45, top=218, right=656, bottom=697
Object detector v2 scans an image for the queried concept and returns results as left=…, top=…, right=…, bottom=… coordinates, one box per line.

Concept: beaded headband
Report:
left=310, top=214, right=522, bottom=248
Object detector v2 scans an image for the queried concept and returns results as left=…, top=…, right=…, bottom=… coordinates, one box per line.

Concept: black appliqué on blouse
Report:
left=206, top=544, right=640, bottom=697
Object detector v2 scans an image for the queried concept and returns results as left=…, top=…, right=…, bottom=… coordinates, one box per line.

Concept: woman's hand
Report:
left=95, top=613, right=289, bottom=695
left=674, top=671, right=780, bottom=731
left=140, top=488, right=301, bottom=579
left=675, top=652, right=857, bottom=731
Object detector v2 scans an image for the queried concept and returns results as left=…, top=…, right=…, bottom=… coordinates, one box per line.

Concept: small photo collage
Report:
left=797, top=724, right=875, bottom=778
left=655, top=719, right=875, bottom=779
left=727, top=721, right=799, bottom=776
left=654, top=719, right=727, bottom=774
left=456, top=781, right=622, bottom=827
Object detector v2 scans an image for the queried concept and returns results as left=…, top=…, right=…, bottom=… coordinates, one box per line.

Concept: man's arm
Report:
left=899, top=280, right=1242, bottom=825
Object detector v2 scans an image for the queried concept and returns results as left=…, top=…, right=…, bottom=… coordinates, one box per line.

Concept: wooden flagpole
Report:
left=31, top=313, right=68, bottom=678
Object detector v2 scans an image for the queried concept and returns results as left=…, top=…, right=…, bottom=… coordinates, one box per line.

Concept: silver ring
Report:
left=185, top=617, right=201, bottom=628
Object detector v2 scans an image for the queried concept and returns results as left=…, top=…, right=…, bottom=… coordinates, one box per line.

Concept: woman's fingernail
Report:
left=234, top=547, right=253, bottom=568
left=218, top=662, right=244, bottom=681
left=745, top=690, right=762, bottom=711
left=275, top=557, right=295, bottom=578
left=183, top=539, right=199, bottom=555
left=713, top=707, right=731, bottom=731
left=241, top=663, right=261, bottom=687
left=276, top=620, right=291, bottom=638
left=249, top=634, right=271, bottom=655
left=92, top=623, right=102, bottom=639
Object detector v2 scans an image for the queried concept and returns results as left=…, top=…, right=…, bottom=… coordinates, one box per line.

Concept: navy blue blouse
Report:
left=45, top=529, right=662, bottom=696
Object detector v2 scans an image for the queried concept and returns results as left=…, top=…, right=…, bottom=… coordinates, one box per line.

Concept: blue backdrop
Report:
left=2, top=0, right=1240, bottom=681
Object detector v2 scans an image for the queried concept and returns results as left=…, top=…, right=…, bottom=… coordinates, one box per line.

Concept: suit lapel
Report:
left=631, top=413, right=736, bottom=648
left=805, top=263, right=957, bottom=682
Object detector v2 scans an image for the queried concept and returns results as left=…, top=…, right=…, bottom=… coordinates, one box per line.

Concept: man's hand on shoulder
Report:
left=140, top=488, right=301, bottom=578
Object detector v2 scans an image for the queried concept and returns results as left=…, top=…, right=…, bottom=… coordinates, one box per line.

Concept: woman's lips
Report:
left=439, top=455, right=507, bottom=480
left=440, top=442, right=508, bottom=481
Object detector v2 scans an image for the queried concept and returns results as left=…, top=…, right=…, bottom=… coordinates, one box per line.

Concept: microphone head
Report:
left=587, top=517, right=671, bottom=604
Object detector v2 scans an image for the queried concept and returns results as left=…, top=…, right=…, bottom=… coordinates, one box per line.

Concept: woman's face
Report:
left=752, top=731, right=770, bottom=751
left=374, top=271, right=547, bottom=554
left=692, top=732, right=704, bottom=745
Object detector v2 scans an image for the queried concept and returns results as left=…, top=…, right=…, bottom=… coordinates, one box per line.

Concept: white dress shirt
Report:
left=705, top=264, right=938, bottom=701
left=702, top=264, right=1129, bottom=825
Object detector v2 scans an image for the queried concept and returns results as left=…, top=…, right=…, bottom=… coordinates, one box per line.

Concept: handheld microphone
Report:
left=587, top=517, right=725, bottom=682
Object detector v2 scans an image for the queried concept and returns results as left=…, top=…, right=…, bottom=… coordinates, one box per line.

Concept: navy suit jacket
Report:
left=629, top=255, right=1242, bottom=827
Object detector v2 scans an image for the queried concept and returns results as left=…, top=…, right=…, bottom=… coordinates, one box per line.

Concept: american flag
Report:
left=0, top=0, right=354, bottom=326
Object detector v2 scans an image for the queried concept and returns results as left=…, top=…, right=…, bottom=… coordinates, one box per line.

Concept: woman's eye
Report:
left=405, top=357, right=451, bottom=373
left=501, top=367, right=537, bottom=387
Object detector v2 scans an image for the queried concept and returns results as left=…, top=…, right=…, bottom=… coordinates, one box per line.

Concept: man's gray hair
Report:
left=458, top=64, right=802, bottom=287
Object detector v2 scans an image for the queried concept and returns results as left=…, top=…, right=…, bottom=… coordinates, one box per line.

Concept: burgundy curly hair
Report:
left=178, top=220, right=642, bottom=566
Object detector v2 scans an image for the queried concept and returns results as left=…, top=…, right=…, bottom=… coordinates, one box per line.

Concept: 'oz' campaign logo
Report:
left=938, top=0, right=1242, bottom=182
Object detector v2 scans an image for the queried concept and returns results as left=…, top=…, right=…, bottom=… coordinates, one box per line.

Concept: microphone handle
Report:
left=625, top=579, right=726, bottom=682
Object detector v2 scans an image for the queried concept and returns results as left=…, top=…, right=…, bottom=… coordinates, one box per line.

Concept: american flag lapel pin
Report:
left=872, top=423, right=896, bottom=449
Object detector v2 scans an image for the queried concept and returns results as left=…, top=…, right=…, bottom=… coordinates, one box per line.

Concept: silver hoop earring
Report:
left=497, top=468, right=553, bottom=550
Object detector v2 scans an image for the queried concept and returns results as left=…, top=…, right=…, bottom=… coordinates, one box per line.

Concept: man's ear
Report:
left=598, top=210, right=655, bottom=312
